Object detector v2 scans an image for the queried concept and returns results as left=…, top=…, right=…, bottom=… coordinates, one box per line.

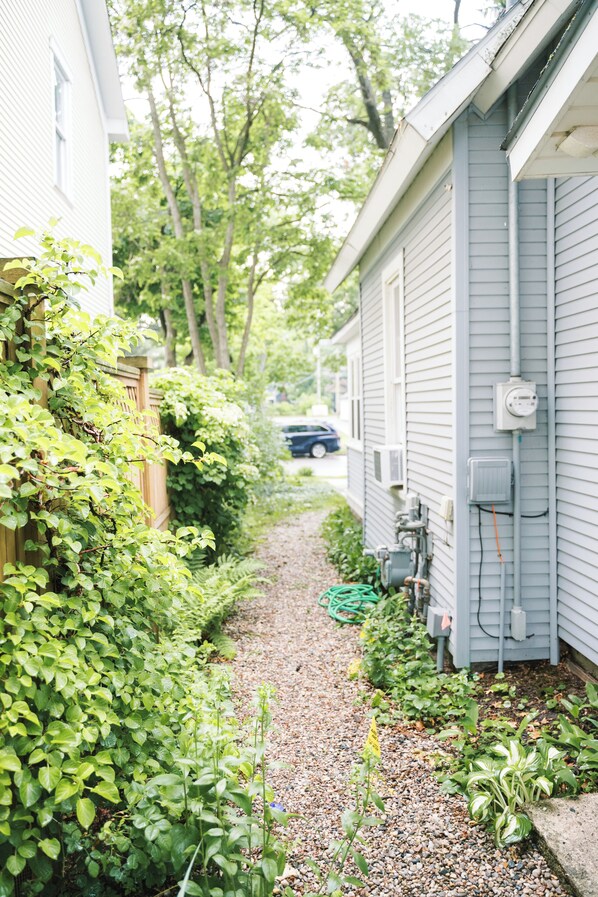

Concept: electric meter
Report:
left=505, top=385, right=538, bottom=418
left=494, top=380, right=538, bottom=431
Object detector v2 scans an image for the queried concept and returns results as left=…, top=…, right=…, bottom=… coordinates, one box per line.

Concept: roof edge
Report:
left=78, top=0, right=129, bottom=142
left=325, top=0, right=577, bottom=294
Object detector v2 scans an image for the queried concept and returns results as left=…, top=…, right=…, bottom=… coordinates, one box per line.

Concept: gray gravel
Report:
left=227, top=510, right=570, bottom=897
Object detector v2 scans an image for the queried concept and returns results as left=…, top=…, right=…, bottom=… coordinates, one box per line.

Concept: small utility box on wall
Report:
left=468, top=458, right=512, bottom=504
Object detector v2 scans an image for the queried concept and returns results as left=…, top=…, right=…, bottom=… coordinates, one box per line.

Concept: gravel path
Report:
left=227, top=510, right=570, bottom=897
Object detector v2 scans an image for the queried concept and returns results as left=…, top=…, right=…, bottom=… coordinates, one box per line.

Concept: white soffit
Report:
left=507, top=3, right=598, bottom=179
left=325, top=0, right=580, bottom=294
left=78, top=0, right=129, bottom=141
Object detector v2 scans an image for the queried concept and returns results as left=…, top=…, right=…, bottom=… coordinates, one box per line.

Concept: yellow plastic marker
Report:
left=363, top=717, right=381, bottom=759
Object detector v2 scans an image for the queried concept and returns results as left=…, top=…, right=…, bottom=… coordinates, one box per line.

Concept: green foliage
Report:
left=322, top=506, right=378, bottom=586
left=360, top=593, right=477, bottom=726
left=464, top=739, right=576, bottom=847
left=0, top=233, right=270, bottom=896
left=184, top=555, right=264, bottom=642
left=151, top=367, right=263, bottom=552
left=548, top=682, right=598, bottom=791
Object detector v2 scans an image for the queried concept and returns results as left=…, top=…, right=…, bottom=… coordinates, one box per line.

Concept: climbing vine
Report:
left=0, top=232, right=262, bottom=895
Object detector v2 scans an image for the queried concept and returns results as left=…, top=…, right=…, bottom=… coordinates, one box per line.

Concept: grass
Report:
left=241, top=474, right=344, bottom=552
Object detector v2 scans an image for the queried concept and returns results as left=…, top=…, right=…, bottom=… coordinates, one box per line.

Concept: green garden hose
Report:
left=318, top=584, right=381, bottom=624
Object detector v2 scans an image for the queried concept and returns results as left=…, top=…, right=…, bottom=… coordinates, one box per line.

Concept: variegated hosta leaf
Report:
left=468, top=793, right=491, bottom=819
left=534, top=776, right=553, bottom=797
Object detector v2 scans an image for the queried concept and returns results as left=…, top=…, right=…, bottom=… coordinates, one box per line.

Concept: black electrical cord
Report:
left=477, top=506, right=549, bottom=519
left=475, top=504, right=546, bottom=641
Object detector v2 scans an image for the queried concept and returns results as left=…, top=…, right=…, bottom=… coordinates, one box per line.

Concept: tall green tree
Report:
left=112, top=0, right=332, bottom=374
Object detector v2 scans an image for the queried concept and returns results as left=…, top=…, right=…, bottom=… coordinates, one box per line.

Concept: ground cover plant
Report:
left=0, top=234, right=283, bottom=896
left=322, top=504, right=597, bottom=848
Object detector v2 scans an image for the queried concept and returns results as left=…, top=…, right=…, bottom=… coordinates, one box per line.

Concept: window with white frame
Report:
left=53, top=53, right=70, bottom=194
left=348, top=353, right=362, bottom=443
left=382, top=251, right=405, bottom=445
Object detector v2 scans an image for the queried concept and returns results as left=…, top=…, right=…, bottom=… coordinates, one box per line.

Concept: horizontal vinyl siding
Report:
left=0, top=1, right=113, bottom=315
left=467, top=102, right=550, bottom=664
left=360, top=167, right=455, bottom=616
left=346, top=445, right=364, bottom=514
left=554, top=175, right=598, bottom=669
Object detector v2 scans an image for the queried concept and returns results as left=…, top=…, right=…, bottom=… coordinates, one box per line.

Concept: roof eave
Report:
left=325, top=0, right=582, bottom=294
left=331, top=312, right=360, bottom=346
left=79, top=0, right=129, bottom=142
left=505, top=0, right=598, bottom=179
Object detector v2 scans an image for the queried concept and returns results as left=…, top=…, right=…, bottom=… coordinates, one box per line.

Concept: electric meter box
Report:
left=494, top=380, right=538, bottom=431
left=468, top=458, right=512, bottom=504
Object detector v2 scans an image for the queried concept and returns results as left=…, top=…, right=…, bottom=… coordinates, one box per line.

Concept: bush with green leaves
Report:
left=151, top=367, right=264, bottom=552
left=360, top=592, right=476, bottom=727
left=322, top=506, right=378, bottom=586
left=0, top=233, right=271, bottom=896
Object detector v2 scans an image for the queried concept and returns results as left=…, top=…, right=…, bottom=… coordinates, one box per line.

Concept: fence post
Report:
left=121, top=356, right=154, bottom=518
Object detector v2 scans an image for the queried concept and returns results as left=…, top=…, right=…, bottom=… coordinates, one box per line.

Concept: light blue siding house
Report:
left=326, top=0, right=598, bottom=673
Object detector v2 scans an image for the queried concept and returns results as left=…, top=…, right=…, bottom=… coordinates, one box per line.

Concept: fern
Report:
left=209, top=630, right=237, bottom=660
left=175, top=555, right=264, bottom=644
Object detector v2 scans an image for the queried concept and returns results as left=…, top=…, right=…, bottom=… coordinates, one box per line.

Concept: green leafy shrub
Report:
left=246, top=406, right=288, bottom=481
left=0, top=234, right=274, bottom=896
left=360, top=593, right=476, bottom=726
left=151, top=368, right=262, bottom=552
left=322, top=506, right=378, bottom=585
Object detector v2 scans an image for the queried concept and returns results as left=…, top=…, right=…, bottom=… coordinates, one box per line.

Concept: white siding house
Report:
left=0, top=1, right=128, bottom=316
left=331, top=314, right=364, bottom=518
left=326, top=0, right=598, bottom=672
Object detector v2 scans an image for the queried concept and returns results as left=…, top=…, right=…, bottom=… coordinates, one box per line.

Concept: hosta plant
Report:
left=466, top=738, right=577, bottom=846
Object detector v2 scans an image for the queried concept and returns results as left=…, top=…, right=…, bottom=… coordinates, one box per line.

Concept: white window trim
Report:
left=382, top=250, right=406, bottom=446
left=347, top=350, right=363, bottom=450
left=50, top=39, right=73, bottom=200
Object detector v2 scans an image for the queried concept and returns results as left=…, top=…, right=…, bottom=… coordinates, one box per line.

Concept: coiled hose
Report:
left=318, top=584, right=381, bottom=624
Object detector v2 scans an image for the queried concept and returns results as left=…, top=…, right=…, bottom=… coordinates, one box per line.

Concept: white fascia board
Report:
left=331, top=313, right=360, bottom=346
left=473, top=0, right=581, bottom=116
left=78, top=0, right=128, bottom=141
left=507, top=6, right=598, bottom=180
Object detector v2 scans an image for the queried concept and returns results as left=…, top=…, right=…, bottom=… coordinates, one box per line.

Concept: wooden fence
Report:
left=0, top=277, right=171, bottom=580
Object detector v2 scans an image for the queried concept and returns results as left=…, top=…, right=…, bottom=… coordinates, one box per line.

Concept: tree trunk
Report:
left=159, top=305, right=177, bottom=367
left=235, top=255, right=258, bottom=378
left=215, top=178, right=237, bottom=371
left=453, top=0, right=462, bottom=25
left=166, top=92, right=220, bottom=361
left=148, top=89, right=206, bottom=374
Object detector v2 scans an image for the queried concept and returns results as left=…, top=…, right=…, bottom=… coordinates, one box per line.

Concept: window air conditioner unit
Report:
left=373, top=444, right=404, bottom=488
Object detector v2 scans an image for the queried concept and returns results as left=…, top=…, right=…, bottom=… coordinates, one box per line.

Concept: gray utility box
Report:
left=468, top=458, right=512, bottom=504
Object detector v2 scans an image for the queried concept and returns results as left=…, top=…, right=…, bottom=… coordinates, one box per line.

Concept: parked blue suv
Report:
left=281, top=421, right=341, bottom=458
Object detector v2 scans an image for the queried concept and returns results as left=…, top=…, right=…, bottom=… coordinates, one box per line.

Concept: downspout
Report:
left=546, top=178, right=559, bottom=664
left=507, top=77, right=525, bottom=639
